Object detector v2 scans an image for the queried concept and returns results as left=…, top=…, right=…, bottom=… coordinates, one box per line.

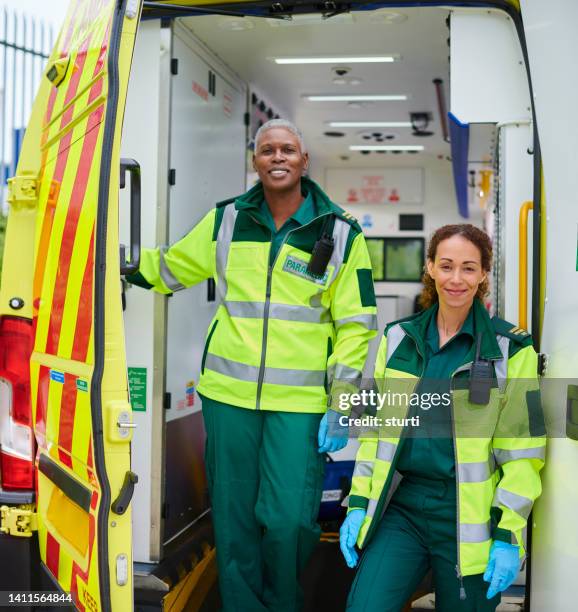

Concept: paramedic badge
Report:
left=282, top=254, right=329, bottom=285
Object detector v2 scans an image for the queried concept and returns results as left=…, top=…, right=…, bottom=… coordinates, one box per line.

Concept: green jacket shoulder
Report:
left=330, top=203, right=363, bottom=233
left=491, top=316, right=534, bottom=359
left=215, top=196, right=237, bottom=209
left=491, top=316, right=533, bottom=345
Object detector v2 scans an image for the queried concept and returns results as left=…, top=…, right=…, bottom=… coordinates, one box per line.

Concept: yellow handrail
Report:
left=519, top=201, right=534, bottom=330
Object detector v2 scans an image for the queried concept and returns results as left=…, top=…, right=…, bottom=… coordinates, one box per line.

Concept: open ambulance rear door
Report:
left=1, top=0, right=142, bottom=609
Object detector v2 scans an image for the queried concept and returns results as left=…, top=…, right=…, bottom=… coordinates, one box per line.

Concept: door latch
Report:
left=117, top=410, right=137, bottom=440
left=111, top=471, right=139, bottom=515
left=0, top=505, right=38, bottom=537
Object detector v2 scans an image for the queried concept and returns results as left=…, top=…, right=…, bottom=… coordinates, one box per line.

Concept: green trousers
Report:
left=201, top=397, right=325, bottom=612
left=347, top=477, right=501, bottom=612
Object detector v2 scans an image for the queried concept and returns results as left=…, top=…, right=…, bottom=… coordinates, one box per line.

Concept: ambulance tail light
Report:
left=0, top=316, right=35, bottom=490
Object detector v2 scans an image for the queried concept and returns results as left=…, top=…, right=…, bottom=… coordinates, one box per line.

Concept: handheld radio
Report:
left=307, top=216, right=334, bottom=278
left=468, top=333, right=493, bottom=405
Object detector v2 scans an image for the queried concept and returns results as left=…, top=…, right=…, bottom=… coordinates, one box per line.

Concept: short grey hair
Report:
left=254, top=119, right=306, bottom=153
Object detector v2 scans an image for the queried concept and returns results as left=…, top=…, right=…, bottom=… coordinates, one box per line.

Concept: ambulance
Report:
left=0, top=0, right=576, bottom=609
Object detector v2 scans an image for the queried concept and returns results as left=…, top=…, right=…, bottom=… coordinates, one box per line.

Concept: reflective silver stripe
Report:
left=493, top=488, right=533, bottom=520
left=223, top=300, right=331, bottom=323
left=205, top=354, right=258, bottom=383
left=367, top=498, right=379, bottom=518
left=159, top=247, right=185, bottom=292
left=376, top=441, right=397, bottom=462
left=386, top=324, right=406, bottom=364
left=460, top=521, right=491, bottom=543
left=271, top=303, right=331, bottom=323
left=327, top=364, right=336, bottom=388
left=353, top=461, right=374, bottom=478
left=204, top=354, right=326, bottom=387
left=520, top=525, right=527, bottom=548
left=264, top=367, right=325, bottom=387
left=224, top=301, right=264, bottom=318
left=495, top=335, right=510, bottom=390
left=333, top=364, right=362, bottom=385
left=493, top=446, right=546, bottom=465
left=458, top=459, right=495, bottom=483
left=327, top=218, right=351, bottom=284
left=215, top=204, right=238, bottom=303
left=335, top=314, right=378, bottom=331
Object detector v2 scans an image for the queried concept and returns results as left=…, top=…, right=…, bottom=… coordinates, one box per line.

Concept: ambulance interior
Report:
left=119, top=5, right=535, bottom=606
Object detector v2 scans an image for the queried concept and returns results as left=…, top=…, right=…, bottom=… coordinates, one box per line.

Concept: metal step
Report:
left=411, top=592, right=524, bottom=610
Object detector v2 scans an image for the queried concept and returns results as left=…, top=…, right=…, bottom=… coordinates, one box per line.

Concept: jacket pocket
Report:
left=201, top=319, right=219, bottom=374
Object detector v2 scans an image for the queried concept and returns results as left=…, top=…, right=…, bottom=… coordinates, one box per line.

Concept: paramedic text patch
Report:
left=282, top=255, right=329, bottom=285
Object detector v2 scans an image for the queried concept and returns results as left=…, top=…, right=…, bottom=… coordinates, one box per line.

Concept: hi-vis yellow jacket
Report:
left=348, top=300, right=546, bottom=577
left=127, top=177, right=377, bottom=412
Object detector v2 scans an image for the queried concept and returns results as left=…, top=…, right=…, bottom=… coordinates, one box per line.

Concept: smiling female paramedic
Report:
left=339, top=225, right=546, bottom=611
left=126, top=119, right=377, bottom=611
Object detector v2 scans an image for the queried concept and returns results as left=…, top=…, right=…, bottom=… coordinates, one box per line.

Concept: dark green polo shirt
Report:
left=396, top=304, right=475, bottom=482
left=259, top=191, right=316, bottom=264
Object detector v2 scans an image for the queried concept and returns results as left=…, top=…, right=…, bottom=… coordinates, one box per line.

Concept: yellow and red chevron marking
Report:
left=29, top=0, right=117, bottom=607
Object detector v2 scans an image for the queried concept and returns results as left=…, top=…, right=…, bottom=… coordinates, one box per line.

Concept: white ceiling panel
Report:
left=181, top=7, right=451, bottom=167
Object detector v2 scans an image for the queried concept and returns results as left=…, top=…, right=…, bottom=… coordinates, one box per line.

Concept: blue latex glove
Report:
left=483, top=540, right=521, bottom=599
left=340, top=509, right=366, bottom=568
left=318, top=409, right=349, bottom=453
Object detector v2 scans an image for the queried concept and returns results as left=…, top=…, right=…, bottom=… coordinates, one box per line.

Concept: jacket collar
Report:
left=401, top=299, right=502, bottom=361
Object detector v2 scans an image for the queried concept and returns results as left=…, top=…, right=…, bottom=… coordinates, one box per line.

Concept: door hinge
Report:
left=7, top=176, right=39, bottom=210
left=171, top=58, right=179, bottom=75
left=244, top=112, right=250, bottom=127
left=0, top=505, right=38, bottom=537
left=168, top=168, right=176, bottom=185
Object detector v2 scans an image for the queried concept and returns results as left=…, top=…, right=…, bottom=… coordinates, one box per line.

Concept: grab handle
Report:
left=518, top=200, right=534, bottom=330
left=120, top=158, right=141, bottom=275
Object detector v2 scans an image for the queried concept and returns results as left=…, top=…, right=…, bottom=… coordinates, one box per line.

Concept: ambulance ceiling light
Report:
left=306, top=94, right=407, bottom=102
left=329, top=121, right=412, bottom=127
left=274, top=56, right=399, bottom=65
left=349, top=145, right=424, bottom=151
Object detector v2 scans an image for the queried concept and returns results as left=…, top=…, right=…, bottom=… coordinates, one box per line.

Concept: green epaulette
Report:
left=333, top=206, right=362, bottom=231
left=491, top=316, right=532, bottom=344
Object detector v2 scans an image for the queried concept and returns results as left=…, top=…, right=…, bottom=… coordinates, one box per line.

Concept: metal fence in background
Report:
left=1, top=8, right=53, bottom=209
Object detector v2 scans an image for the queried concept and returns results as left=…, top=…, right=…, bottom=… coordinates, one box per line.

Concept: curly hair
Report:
left=418, top=224, right=493, bottom=310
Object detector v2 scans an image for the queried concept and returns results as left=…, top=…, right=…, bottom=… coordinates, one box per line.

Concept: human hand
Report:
left=318, top=409, right=348, bottom=453
left=339, top=509, right=366, bottom=568
left=483, top=540, right=521, bottom=599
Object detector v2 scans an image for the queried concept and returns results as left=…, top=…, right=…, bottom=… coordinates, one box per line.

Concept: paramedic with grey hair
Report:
left=127, top=118, right=377, bottom=611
